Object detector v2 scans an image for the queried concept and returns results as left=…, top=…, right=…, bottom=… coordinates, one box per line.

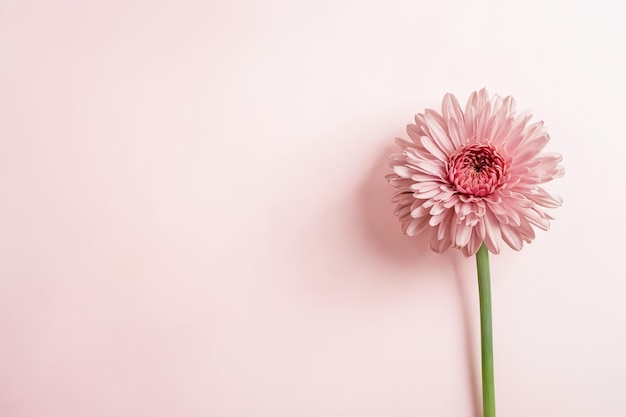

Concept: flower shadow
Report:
left=357, top=144, right=482, bottom=417
left=356, top=144, right=435, bottom=265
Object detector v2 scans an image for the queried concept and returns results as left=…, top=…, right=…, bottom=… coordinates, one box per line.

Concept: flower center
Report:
left=448, top=143, right=506, bottom=197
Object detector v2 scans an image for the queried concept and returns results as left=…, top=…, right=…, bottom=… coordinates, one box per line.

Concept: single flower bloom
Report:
left=387, top=89, right=564, bottom=257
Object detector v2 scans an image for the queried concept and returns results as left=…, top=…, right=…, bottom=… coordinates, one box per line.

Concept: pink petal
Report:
left=425, top=109, right=456, bottom=155
left=483, top=209, right=503, bottom=254
left=441, top=93, right=466, bottom=146
left=406, top=216, right=430, bottom=236
left=419, top=134, right=449, bottom=162
left=455, top=223, right=473, bottom=248
left=499, top=223, right=524, bottom=251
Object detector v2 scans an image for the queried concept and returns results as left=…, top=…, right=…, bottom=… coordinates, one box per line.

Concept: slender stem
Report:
left=476, top=243, right=495, bottom=417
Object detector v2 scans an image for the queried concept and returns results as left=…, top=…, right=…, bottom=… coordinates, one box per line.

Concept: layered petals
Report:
left=387, top=89, right=564, bottom=256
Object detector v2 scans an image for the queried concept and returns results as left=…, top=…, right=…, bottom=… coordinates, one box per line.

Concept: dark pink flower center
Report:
left=448, top=143, right=506, bottom=197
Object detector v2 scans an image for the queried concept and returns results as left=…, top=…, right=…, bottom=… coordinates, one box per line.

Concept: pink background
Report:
left=1, top=0, right=625, bottom=416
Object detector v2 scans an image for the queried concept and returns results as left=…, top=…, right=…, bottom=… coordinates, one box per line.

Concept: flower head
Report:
left=387, top=89, right=564, bottom=256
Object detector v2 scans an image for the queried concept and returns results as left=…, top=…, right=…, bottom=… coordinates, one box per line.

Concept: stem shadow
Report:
left=453, top=256, right=482, bottom=417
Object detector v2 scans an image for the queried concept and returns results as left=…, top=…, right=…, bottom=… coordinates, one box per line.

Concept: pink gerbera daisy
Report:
left=387, top=88, right=564, bottom=257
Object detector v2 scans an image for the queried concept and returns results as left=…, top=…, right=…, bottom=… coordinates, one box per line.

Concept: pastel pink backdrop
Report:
left=1, top=1, right=625, bottom=416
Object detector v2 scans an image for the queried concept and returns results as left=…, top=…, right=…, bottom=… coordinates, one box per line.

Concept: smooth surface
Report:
left=476, top=244, right=495, bottom=417
left=1, top=1, right=625, bottom=416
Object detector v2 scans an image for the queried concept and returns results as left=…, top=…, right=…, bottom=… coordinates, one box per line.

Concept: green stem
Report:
left=476, top=243, right=495, bottom=417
